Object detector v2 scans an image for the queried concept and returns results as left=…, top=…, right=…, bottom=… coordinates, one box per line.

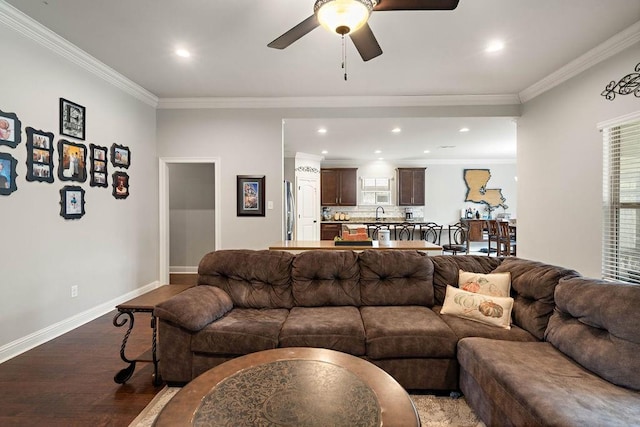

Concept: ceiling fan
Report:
left=268, top=0, right=459, bottom=62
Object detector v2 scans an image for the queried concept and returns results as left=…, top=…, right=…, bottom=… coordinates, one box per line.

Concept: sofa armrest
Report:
left=154, top=286, right=233, bottom=332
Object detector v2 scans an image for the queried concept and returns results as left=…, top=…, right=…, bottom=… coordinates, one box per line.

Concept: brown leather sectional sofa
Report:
left=155, top=249, right=640, bottom=426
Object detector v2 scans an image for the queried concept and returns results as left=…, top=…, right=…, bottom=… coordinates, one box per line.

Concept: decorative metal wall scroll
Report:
left=601, top=62, right=640, bottom=101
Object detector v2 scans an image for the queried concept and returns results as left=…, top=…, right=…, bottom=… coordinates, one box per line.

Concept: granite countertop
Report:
left=322, top=218, right=424, bottom=224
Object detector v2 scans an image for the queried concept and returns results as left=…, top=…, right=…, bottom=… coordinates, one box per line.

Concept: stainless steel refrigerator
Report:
left=284, top=180, right=295, bottom=240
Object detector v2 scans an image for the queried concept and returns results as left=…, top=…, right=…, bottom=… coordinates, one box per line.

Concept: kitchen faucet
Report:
left=375, top=206, right=385, bottom=222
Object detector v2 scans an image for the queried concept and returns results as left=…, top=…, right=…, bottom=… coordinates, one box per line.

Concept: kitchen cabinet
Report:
left=397, top=168, right=426, bottom=206
left=321, top=168, right=357, bottom=206
left=320, top=223, right=341, bottom=240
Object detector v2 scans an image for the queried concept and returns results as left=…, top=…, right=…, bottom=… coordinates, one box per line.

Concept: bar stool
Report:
left=419, top=222, right=443, bottom=245
left=442, top=222, right=468, bottom=255
left=394, top=223, right=416, bottom=240
left=366, top=223, right=390, bottom=240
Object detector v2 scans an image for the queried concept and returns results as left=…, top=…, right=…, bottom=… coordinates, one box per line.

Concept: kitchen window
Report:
left=361, top=177, right=391, bottom=206
left=601, top=113, right=640, bottom=284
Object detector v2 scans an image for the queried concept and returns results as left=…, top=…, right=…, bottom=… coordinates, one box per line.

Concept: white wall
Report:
left=156, top=105, right=520, bottom=250
left=168, top=163, right=215, bottom=270
left=518, top=43, right=639, bottom=277
left=0, top=22, right=158, bottom=355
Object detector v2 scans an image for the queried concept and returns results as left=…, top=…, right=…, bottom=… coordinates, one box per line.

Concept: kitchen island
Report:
left=269, top=240, right=442, bottom=255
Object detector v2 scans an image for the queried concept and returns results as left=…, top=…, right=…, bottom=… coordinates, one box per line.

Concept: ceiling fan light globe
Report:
left=314, top=0, right=373, bottom=36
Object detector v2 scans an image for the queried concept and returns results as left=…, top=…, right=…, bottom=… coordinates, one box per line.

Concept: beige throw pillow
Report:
left=441, top=285, right=514, bottom=329
left=458, top=270, right=511, bottom=297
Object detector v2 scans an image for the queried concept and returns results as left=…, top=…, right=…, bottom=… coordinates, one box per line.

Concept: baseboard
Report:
left=0, top=280, right=161, bottom=364
left=169, top=266, right=198, bottom=274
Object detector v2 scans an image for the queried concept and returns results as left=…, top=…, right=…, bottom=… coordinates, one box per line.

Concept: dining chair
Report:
left=486, top=220, right=500, bottom=256
left=497, top=221, right=516, bottom=256
left=419, top=222, right=443, bottom=245
left=442, top=222, right=468, bottom=255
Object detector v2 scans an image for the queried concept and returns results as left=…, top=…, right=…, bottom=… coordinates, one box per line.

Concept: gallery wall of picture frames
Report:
left=0, top=99, right=133, bottom=220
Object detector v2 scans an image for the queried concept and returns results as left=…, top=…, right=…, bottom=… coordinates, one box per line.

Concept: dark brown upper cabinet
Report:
left=397, top=168, right=426, bottom=206
left=321, top=168, right=357, bottom=206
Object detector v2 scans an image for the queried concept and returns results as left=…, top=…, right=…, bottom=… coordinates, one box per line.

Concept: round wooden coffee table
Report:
left=154, top=347, right=420, bottom=427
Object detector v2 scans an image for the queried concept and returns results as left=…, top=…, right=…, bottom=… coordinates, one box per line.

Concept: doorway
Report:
left=159, top=157, right=221, bottom=284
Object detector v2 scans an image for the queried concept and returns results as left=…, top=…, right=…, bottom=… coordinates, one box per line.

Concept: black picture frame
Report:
left=58, top=139, right=87, bottom=182
left=111, top=143, right=130, bottom=169
left=59, top=98, right=86, bottom=140
left=0, top=109, right=22, bottom=148
left=237, top=175, right=265, bottom=217
left=0, top=152, right=18, bottom=196
left=25, top=127, right=55, bottom=183
left=112, top=171, right=129, bottom=199
left=59, top=185, right=86, bottom=219
left=90, top=144, right=108, bottom=188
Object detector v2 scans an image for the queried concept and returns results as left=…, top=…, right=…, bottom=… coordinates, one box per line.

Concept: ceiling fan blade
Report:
left=373, top=0, right=459, bottom=11
left=349, top=23, right=383, bottom=61
left=268, top=15, right=320, bottom=49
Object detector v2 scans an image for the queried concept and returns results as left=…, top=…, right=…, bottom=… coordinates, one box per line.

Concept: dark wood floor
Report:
left=0, top=308, right=162, bottom=426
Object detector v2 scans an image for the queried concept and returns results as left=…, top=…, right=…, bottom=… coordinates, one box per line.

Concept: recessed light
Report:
left=317, top=128, right=327, bottom=134
left=391, top=127, right=401, bottom=133
left=423, top=150, right=431, bottom=154
left=485, top=40, right=504, bottom=53
left=378, top=157, right=384, bottom=161
left=175, top=48, right=191, bottom=58
left=374, top=150, right=382, bottom=154
left=459, top=127, right=470, bottom=132
left=321, top=150, right=328, bottom=154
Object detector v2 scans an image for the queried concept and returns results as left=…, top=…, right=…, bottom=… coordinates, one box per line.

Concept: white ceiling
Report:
left=5, top=0, right=640, bottom=160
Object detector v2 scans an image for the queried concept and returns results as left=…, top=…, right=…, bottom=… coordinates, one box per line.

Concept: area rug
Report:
left=129, top=387, right=485, bottom=427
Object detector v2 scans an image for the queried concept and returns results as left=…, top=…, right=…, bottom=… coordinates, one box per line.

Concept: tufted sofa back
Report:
left=545, top=277, right=640, bottom=391
left=197, top=249, right=294, bottom=309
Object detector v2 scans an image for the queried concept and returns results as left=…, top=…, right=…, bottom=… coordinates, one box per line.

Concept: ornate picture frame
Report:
left=0, top=109, right=22, bottom=148
left=59, top=98, right=86, bottom=140
left=111, top=143, right=130, bottom=169
left=0, top=152, right=18, bottom=195
left=58, top=139, right=87, bottom=182
left=112, top=171, right=129, bottom=199
left=59, top=185, right=86, bottom=219
left=237, top=175, right=265, bottom=217
left=25, top=127, right=55, bottom=183
left=90, top=143, right=108, bottom=188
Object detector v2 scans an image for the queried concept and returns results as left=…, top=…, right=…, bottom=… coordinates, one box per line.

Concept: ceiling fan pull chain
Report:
left=342, top=34, right=348, bottom=81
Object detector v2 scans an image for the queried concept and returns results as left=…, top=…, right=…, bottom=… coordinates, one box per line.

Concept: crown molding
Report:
left=157, top=94, right=521, bottom=110
left=0, top=1, right=158, bottom=108
left=519, top=20, right=640, bottom=103
left=320, top=158, right=516, bottom=167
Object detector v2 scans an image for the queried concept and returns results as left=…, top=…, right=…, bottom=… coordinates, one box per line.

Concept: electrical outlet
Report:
left=71, top=285, right=78, bottom=298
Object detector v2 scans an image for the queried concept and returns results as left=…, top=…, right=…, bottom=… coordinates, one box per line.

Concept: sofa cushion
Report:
left=360, top=306, right=457, bottom=359
left=197, top=250, right=294, bottom=309
left=545, top=277, right=640, bottom=391
left=441, top=286, right=514, bottom=329
left=458, top=337, right=640, bottom=426
left=458, top=270, right=511, bottom=297
left=191, top=308, right=289, bottom=355
left=292, top=250, right=360, bottom=306
left=279, top=306, right=365, bottom=355
left=359, top=250, right=434, bottom=306
left=154, top=285, right=232, bottom=332
left=492, top=257, right=579, bottom=340
left=431, top=256, right=502, bottom=305
left=434, top=306, right=537, bottom=342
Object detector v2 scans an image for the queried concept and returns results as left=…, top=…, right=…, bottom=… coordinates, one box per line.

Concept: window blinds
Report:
left=602, top=116, right=640, bottom=284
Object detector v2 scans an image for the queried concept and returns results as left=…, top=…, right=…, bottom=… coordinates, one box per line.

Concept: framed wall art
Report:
left=111, top=143, right=130, bottom=169
left=90, top=143, right=108, bottom=188
left=0, top=152, right=18, bottom=196
left=237, top=175, right=265, bottom=217
left=0, top=109, right=22, bottom=148
left=58, top=139, right=87, bottom=182
left=112, top=171, right=129, bottom=199
left=59, top=98, right=85, bottom=140
left=59, top=185, right=86, bottom=219
left=25, top=127, right=54, bottom=183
